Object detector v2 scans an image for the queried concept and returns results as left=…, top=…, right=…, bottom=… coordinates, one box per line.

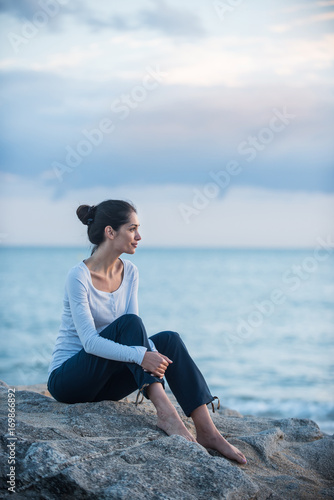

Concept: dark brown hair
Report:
left=77, top=200, right=136, bottom=250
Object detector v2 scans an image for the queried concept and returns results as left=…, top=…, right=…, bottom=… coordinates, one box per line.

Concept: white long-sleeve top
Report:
left=48, top=259, right=155, bottom=377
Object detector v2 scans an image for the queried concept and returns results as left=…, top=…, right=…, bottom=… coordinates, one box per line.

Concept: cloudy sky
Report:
left=0, top=0, right=333, bottom=247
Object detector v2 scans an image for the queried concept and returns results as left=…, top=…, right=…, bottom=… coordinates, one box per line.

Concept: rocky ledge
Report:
left=0, top=380, right=333, bottom=499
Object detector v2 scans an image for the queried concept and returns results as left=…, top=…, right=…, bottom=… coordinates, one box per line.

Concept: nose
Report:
left=135, top=231, right=141, bottom=241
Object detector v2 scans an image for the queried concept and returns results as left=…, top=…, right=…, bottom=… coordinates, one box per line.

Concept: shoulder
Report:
left=122, top=259, right=139, bottom=279
left=66, top=261, right=90, bottom=287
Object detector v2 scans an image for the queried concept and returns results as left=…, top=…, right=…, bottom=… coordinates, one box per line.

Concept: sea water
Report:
left=1, top=246, right=333, bottom=433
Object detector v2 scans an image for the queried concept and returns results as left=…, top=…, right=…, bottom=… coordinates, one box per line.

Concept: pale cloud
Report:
left=32, top=44, right=102, bottom=72
left=280, top=1, right=334, bottom=14
left=1, top=174, right=333, bottom=248
left=164, top=34, right=334, bottom=87
left=2, top=29, right=333, bottom=88
left=0, top=44, right=102, bottom=73
left=130, top=187, right=334, bottom=249
left=0, top=58, right=21, bottom=70
left=317, top=0, right=334, bottom=6
left=269, top=34, right=334, bottom=76
left=271, top=11, right=334, bottom=33
left=165, top=43, right=254, bottom=87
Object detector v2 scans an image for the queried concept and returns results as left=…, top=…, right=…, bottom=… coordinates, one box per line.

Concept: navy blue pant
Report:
left=47, top=314, right=213, bottom=417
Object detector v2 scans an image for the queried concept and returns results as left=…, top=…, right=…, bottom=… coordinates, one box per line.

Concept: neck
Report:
left=87, top=243, right=121, bottom=275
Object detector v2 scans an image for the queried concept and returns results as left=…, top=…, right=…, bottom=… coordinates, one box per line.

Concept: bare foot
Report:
left=157, top=407, right=196, bottom=442
left=197, top=431, right=247, bottom=464
left=147, top=382, right=196, bottom=442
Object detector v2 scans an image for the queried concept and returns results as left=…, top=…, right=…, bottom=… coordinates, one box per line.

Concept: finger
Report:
left=156, top=363, right=167, bottom=375
left=160, top=354, right=173, bottom=364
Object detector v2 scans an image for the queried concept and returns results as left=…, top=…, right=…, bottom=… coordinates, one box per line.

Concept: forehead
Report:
left=128, top=211, right=140, bottom=225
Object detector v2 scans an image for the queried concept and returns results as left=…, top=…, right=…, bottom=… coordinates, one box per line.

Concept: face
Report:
left=109, top=211, right=141, bottom=254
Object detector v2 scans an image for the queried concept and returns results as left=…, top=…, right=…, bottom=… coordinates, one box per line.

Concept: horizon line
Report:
left=0, top=244, right=332, bottom=251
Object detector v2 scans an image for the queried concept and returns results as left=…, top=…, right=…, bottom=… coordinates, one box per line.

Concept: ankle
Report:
left=147, top=385, right=174, bottom=414
left=156, top=400, right=178, bottom=419
left=196, top=427, right=221, bottom=442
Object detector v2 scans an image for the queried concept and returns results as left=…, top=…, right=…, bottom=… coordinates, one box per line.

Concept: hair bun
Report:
left=76, top=205, right=96, bottom=226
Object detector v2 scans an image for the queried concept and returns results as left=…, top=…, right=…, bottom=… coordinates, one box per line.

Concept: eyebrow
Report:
left=128, top=223, right=140, bottom=228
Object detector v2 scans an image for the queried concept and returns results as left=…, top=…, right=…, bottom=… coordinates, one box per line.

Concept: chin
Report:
left=124, top=247, right=136, bottom=254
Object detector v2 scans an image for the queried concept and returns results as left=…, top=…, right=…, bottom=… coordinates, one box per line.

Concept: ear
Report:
left=105, top=226, right=115, bottom=240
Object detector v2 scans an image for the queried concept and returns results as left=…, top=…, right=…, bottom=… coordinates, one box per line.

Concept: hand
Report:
left=141, top=351, right=173, bottom=378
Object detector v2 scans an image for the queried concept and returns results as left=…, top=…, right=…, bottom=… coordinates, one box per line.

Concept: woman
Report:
left=47, top=200, right=247, bottom=465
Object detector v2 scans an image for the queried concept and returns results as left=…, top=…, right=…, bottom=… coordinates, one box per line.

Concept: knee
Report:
left=119, top=313, right=143, bottom=328
left=165, top=330, right=181, bottom=340
left=155, top=330, right=182, bottom=347
left=101, top=314, right=145, bottom=342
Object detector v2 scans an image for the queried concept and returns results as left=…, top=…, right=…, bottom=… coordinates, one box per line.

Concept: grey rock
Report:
left=238, top=427, right=285, bottom=463
left=0, top=380, right=333, bottom=499
left=292, top=434, right=334, bottom=481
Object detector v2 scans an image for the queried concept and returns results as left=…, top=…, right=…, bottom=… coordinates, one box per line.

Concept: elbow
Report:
left=82, top=337, right=96, bottom=355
